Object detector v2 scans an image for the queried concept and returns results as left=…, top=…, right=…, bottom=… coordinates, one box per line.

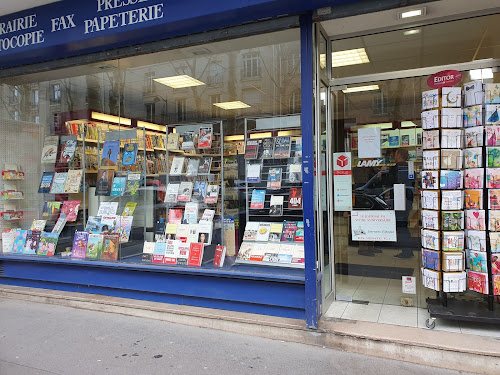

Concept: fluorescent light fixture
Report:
left=213, top=101, right=250, bottom=110
left=351, top=122, right=392, bottom=131
left=403, top=29, right=420, bottom=36
left=332, top=48, right=369, bottom=68
left=224, top=135, right=245, bottom=141
left=319, top=53, right=327, bottom=69
left=401, top=121, right=417, bottom=128
left=398, top=8, right=426, bottom=19
left=470, top=68, right=493, bottom=80
left=249, top=132, right=272, bottom=139
left=91, top=112, right=131, bottom=126
left=154, top=75, right=205, bottom=88
left=278, top=130, right=301, bottom=136
left=137, top=121, right=165, bottom=132
left=342, top=85, right=379, bottom=93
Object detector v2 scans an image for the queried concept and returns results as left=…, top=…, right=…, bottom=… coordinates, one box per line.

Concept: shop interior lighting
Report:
left=319, top=53, right=327, bottom=69
left=91, top=112, right=131, bottom=126
left=213, top=101, right=251, bottom=110
left=278, top=130, right=301, bottom=136
left=154, top=75, right=205, bottom=88
left=332, top=48, right=370, bottom=67
left=403, top=29, right=420, bottom=36
left=342, top=85, right=379, bottom=93
left=470, top=68, right=493, bottom=80
left=401, top=121, right=417, bottom=127
left=351, top=122, right=392, bottom=131
left=137, top=121, right=166, bottom=132
left=249, top=132, right=272, bottom=139
left=224, top=135, right=245, bottom=141
left=398, top=8, right=426, bottom=19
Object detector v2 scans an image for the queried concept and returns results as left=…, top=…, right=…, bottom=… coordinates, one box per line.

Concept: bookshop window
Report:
left=0, top=28, right=303, bottom=272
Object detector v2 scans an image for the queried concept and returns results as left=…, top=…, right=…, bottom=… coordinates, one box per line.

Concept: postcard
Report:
left=422, top=170, right=439, bottom=190
left=464, top=147, right=482, bottom=169
left=421, top=190, right=439, bottom=210
left=466, top=209, right=486, bottom=230
left=464, top=168, right=484, bottom=189
left=485, top=104, right=500, bottom=125
left=463, top=105, right=483, bottom=127
left=464, top=126, right=484, bottom=148
left=421, top=110, right=439, bottom=129
left=465, top=189, right=483, bottom=209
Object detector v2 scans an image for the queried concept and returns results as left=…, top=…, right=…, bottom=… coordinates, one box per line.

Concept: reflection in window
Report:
left=208, top=62, right=223, bottom=85
left=210, top=94, right=221, bottom=118
left=145, top=102, right=155, bottom=122
left=176, top=98, right=187, bottom=122
left=51, top=84, right=61, bottom=103
left=242, top=52, right=260, bottom=78
left=144, top=72, right=155, bottom=94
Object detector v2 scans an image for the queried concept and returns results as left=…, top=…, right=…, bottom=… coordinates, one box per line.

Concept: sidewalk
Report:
left=1, top=285, right=499, bottom=374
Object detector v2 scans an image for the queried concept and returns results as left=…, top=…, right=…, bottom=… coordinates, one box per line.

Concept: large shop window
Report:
left=0, top=29, right=303, bottom=272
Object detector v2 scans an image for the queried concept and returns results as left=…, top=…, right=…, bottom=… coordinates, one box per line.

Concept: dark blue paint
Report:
left=299, top=14, right=319, bottom=329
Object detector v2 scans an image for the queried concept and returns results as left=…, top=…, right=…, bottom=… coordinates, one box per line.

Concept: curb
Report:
left=1, top=285, right=499, bottom=374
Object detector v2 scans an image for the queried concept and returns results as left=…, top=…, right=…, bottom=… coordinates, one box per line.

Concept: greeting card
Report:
left=487, top=147, right=500, bottom=167
left=485, top=104, right=500, bottom=125
left=490, top=211, right=500, bottom=232
left=442, top=87, right=462, bottom=107
left=486, top=126, right=500, bottom=146
left=468, top=271, right=488, bottom=294
left=421, top=229, right=440, bottom=250
left=442, top=231, right=464, bottom=252
left=490, top=232, right=500, bottom=251
left=422, top=170, right=439, bottom=189
left=489, top=189, right=500, bottom=210
left=422, top=210, right=439, bottom=230
left=464, top=126, right=484, bottom=148
left=466, top=209, right=486, bottom=230
left=422, top=249, right=440, bottom=271
left=439, top=170, right=462, bottom=190
left=486, top=168, right=500, bottom=188
left=465, top=189, right=483, bottom=209
left=463, top=105, right=483, bottom=127
left=442, top=211, right=464, bottom=231
left=422, top=89, right=439, bottom=110
left=421, top=190, right=439, bottom=210
left=423, top=150, right=440, bottom=169
left=464, top=81, right=483, bottom=106
left=442, top=190, right=463, bottom=210
left=485, top=83, right=500, bottom=104
left=441, top=149, right=462, bottom=170
left=422, top=130, right=440, bottom=149
left=441, top=107, right=462, bottom=128
left=421, top=109, right=439, bottom=129
left=466, top=230, right=486, bottom=251
left=441, top=129, right=463, bottom=149
left=464, top=168, right=483, bottom=189
left=464, top=147, right=482, bottom=169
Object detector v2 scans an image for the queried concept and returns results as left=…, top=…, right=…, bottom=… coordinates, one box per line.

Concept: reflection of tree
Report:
left=107, top=70, right=126, bottom=115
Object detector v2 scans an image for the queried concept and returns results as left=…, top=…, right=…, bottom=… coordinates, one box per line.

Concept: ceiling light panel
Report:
left=154, top=75, right=205, bottom=88
left=342, top=85, right=380, bottom=93
left=213, top=101, right=251, bottom=110
left=332, top=48, right=370, bottom=68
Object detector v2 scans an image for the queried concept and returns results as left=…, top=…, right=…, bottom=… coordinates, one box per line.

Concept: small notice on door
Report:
left=351, top=210, right=397, bottom=242
left=402, top=276, right=417, bottom=294
left=333, top=152, right=352, bottom=211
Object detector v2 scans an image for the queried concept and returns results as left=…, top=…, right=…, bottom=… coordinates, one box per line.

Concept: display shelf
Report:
left=235, top=259, right=304, bottom=268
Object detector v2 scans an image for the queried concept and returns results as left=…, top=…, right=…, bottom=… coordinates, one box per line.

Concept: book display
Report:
left=1, top=164, right=25, bottom=223
left=421, top=83, right=500, bottom=328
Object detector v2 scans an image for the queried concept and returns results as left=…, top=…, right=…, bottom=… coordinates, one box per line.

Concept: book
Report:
left=421, top=170, right=439, bottom=190
left=261, top=138, right=275, bottom=158
left=155, top=221, right=166, bottom=242
left=441, top=211, right=464, bottom=231
left=274, top=136, right=291, bottom=158
left=464, top=168, right=483, bottom=189
left=255, top=222, right=271, bottom=242
left=170, top=156, right=185, bottom=175
left=49, top=172, right=68, bottom=194
left=422, top=89, right=439, bottom=110
left=467, top=230, right=486, bottom=251
left=244, top=139, right=259, bottom=159
left=164, top=239, right=180, bottom=264
left=31, top=219, right=47, bottom=231
left=421, top=109, right=439, bottom=129
left=439, top=170, right=462, bottom=190
left=421, top=210, right=439, bottom=230
left=41, top=201, right=62, bottom=220
left=294, top=138, right=302, bottom=157
left=71, top=231, right=89, bottom=258
left=100, top=233, right=119, bottom=260
left=142, top=242, right=155, bottom=262
left=249, top=243, right=265, bottom=261
left=186, top=158, right=200, bottom=176
left=59, top=135, right=77, bottom=163
left=198, top=127, right=212, bottom=148
left=168, top=209, right=183, bottom=224
left=291, top=245, right=305, bottom=264
left=269, top=223, right=283, bottom=242
left=95, top=169, right=114, bottom=196
left=181, top=131, right=196, bottom=150
left=177, top=182, right=194, bottom=202
left=250, top=190, right=266, bottom=209
left=51, top=214, right=67, bottom=234
left=267, top=167, right=282, bottom=189
left=281, top=221, right=297, bottom=242
left=198, top=157, right=212, bottom=174
left=197, top=220, right=213, bottom=244
left=176, top=224, right=189, bottom=243
left=422, top=249, right=440, bottom=271
left=243, top=222, right=259, bottom=241
left=167, top=133, right=180, bottom=150
left=115, top=216, right=133, bottom=243
left=246, top=163, right=261, bottom=183
left=100, top=216, right=118, bottom=233
left=465, top=147, right=483, bottom=168
left=110, top=176, right=126, bottom=196
left=124, top=172, right=142, bottom=196
left=152, top=242, right=166, bottom=263
left=188, top=243, right=204, bottom=266
left=183, top=202, right=199, bottom=224
left=192, top=182, right=207, bottom=202
left=97, top=202, right=118, bottom=216
left=1, top=229, right=17, bottom=254
left=464, top=105, right=483, bottom=127
left=100, top=141, right=120, bottom=169
left=165, top=183, right=180, bottom=203
left=237, top=242, right=254, bottom=260
left=486, top=126, right=500, bottom=146
left=122, top=143, right=138, bottom=165
left=38, top=172, right=55, bottom=193
left=60, top=200, right=80, bottom=222
left=288, top=187, right=302, bottom=209
left=442, top=190, right=463, bottom=210
left=187, top=224, right=199, bottom=243
left=36, top=232, right=58, bottom=256
left=263, top=244, right=279, bottom=263
left=269, top=195, right=284, bottom=216
left=201, top=209, right=215, bottom=221
left=85, top=216, right=102, bottom=233
left=288, top=162, right=302, bottom=183
left=277, top=245, right=293, bottom=263
left=177, top=243, right=190, bottom=265
left=204, top=185, right=219, bottom=204
left=213, top=245, right=226, bottom=267
left=41, top=135, right=59, bottom=164
left=24, top=230, right=41, bottom=255
left=294, top=221, right=304, bottom=242
left=421, top=190, right=439, bottom=210
left=464, top=126, right=484, bottom=148
left=11, top=229, right=27, bottom=254
left=63, top=169, right=83, bottom=194
left=465, top=189, right=483, bottom=209
left=468, top=271, right=488, bottom=294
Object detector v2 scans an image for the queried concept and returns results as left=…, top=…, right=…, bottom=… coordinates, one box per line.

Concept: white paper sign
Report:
left=402, top=276, right=417, bottom=294
left=351, top=210, right=397, bottom=242
left=333, top=152, right=352, bottom=211
left=358, top=128, right=381, bottom=159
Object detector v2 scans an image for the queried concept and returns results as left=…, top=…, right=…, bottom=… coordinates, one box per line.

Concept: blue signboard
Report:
left=0, top=0, right=360, bottom=69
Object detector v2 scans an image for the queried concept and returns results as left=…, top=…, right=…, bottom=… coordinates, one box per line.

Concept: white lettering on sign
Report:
left=0, top=14, right=37, bottom=35
left=357, top=159, right=383, bottom=167
left=85, top=3, right=164, bottom=34
left=0, top=30, right=44, bottom=51
left=51, top=14, right=76, bottom=32
left=434, top=74, right=454, bottom=83
left=97, top=0, right=149, bottom=12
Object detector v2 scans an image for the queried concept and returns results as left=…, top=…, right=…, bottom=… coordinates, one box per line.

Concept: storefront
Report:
left=1, top=0, right=499, bottom=330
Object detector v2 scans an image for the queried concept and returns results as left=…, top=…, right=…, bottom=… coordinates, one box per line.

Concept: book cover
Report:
left=201, top=209, right=215, bottom=222
left=442, top=190, right=463, bottom=210
left=187, top=224, right=198, bottom=243
left=288, top=188, right=303, bottom=209
left=237, top=242, right=254, bottom=261
left=71, top=231, right=89, bottom=259
left=1, top=228, right=17, bottom=254
left=294, top=221, right=304, bottom=242
left=41, top=201, right=62, bottom=221
left=99, top=216, right=118, bottom=233
left=274, top=136, right=291, bottom=158
left=186, top=158, right=200, bottom=176
left=442, top=87, right=462, bottom=107
left=243, top=222, right=259, bottom=241
left=152, top=242, right=166, bottom=263
left=261, top=138, right=275, bottom=159
left=142, top=242, right=155, bottom=262
left=468, top=271, right=489, bottom=294
left=165, top=183, right=180, bottom=203
left=255, top=222, right=271, bottom=242
left=85, top=216, right=101, bottom=233
left=170, top=156, right=185, bottom=175
left=439, top=170, right=462, bottom=190
left=464, top=169, right=484, bottom=189
left=38, top=172, right=55, bottom=193
left=168, top=209, right=183, bottom=224
left=267, top=167, right=282, bottom=190
left=181, top=131, right=196, bottom=150
left=422, top=249, right=440, bottom=271
left=164, top=239, right=180, bottom=264
left=249, top=243, right=265, bottom=261
left=49, top=172, right=68, bottom=194
left=167, top=133, right=180, bottom=150
left=97, top=202, right=119, bottom=216
left=51, top=214, right=67, bottom=234
left=441, top=211, right=464, bottom=231
left=41, top=135, right=59, bottom=164
left=183, top=202, right=198, bottom=224
left=244, top=139, right=259, bottom=159
left=37, top=232, right=58, bottom=256
left=24, top=230, right=41, bottom=255
left=262, top=244, right=279, bottom=263
left=155, top=221, right=166, bottom=242
left=277, top=244, right=293, bottom=263
left=60, top=200, right=80, bottom=222
left=422, top=89, right=438, bottom=110
left=487, top=147, right=500, bottom=167
left=188, top=243, right=204, bottom=266
left=176, top=224, right=189, bottom=243
left=246, top=163, right=261, bottom=183
left=464, top=126, right=484, bottom=148
left=269, top=195, right=284, bottom=216
left=11, top=229, right=27, bottom=254
left=250, top=190, right=266, bottom=209
left=421, top=210, right=439, bottom=230
left=486, top=104, right=500, bottom=125
left=95, top=169, right=114, bottom=196
left=198, top=127, right=212, bottom=148
left=177, top=243, right=190, bottom=265
left=269, top=223, right=283, bottom=242
left=288, top=163, right=302, bottom=183
left=100, top=141, right=120, bottom=169
left=213, top=245, right=226, bottom=267
left=204, top=184, right=219, bottom=204
left=114, top=216, right=133, bottom=243
left=177, top=182, right=194, bottom=202
left=192, top=181, right=207, bottom=202
left=59, top=135, right=77, bottom=163
left=421, top=170, right=439, bottom=190
left=198, top=157, right=212, bottom=174
left=281, top=221, right=297, bottom=242
left=101, top=233, right=120, bottom=260
left=124, top=172, right=142, bottom=196
left=122, top=202, right=137, bottom=216
left=291, top=245, right=305, bottom=264
left=197, top=220, right=212, bottom=244
left=63, top=169, right=83, bottom=194
left=486, top=126, right=500, bottom=146
left=294, top=138, right=302, bottom=157
left=122, top=143, right=138, bottom=165
left=31, top=219, right=47, bottom=231
left=110, top=176, right=126, bottom=196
